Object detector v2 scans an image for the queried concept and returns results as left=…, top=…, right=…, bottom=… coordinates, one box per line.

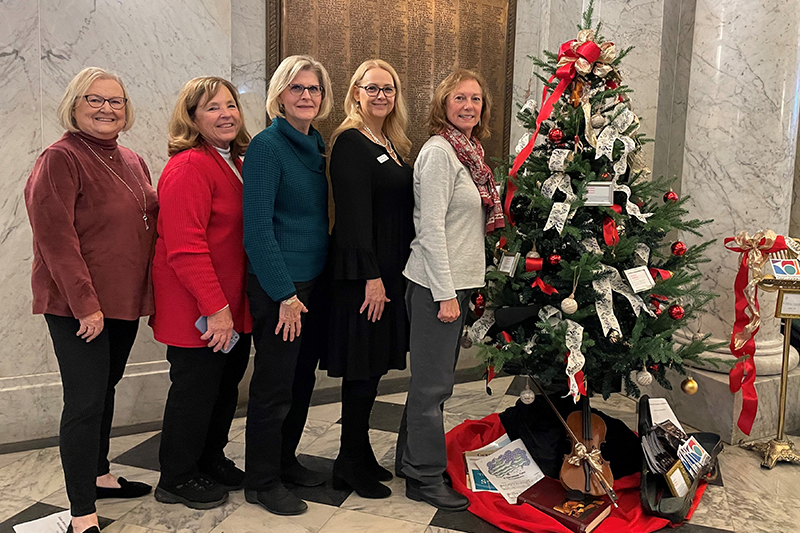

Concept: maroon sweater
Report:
left=25, top=132, right=159, bottom=320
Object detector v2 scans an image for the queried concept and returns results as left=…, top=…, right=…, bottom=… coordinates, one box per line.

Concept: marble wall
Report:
left=0, top=0, right=266, bottom=444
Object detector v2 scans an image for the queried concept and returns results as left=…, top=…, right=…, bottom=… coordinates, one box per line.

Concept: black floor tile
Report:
left=111, top=432, right=161, bottom=472
left=503, top=375, right=529, bottom=397
left=287, top=454, right=352, bottom=507
left=429, top=508, right=507, bottom=533
left=368, top=401, right=405, bottom=433
left=0, top=502, right=113, bottom=533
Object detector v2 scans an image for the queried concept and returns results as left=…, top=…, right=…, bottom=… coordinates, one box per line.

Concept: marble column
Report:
left=646, top=0, right=800, bottom=443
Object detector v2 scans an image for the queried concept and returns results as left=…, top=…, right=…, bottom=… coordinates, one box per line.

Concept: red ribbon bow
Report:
left=532, top=277, right=559, bottom=295
left=505, top=39, right=602, bottom=224
left=602, top=205, right=623, bottom=246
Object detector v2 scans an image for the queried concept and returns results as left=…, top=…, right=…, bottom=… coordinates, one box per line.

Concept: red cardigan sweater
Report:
left=150, top=144, right=252, bottom=347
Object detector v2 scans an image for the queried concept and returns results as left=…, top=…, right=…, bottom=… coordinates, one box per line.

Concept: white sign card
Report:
left=13, top=510, right=70, bottom=533
left=778, top=291, right=800, bottom=318
left=498, top=252, right=520, bottom=275
left=584, top=181, right=614, bottom=206
left=649, top=398, right=685, bottom=433
left=623, top=266, right=656, bottom=293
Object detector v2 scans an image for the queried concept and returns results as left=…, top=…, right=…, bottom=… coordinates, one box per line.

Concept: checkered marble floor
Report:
left=1, top=375, right=798, bottom=533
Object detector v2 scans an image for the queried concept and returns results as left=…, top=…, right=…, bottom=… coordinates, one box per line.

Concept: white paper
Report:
left=13, top=510, right=70, bottom=533
left=584, top=181, right=613, bottom=206
left=780, top=292, right=800, bottom=316
left=475, top=438, right=544, bottom=504
left=465, top=434, right=512, bottom=492
left=623, top=266, right=656, bottom=293
left=649, top=398, right=684, bottom=432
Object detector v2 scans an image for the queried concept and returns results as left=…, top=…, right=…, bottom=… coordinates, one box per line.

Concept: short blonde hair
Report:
left=427, top=69, right=492, bottom=139
left=330, top=59, right=411, bottom=159
left=167, top=77, right=251, bottom=158
left=57, top=67, right=135, bottom=133
left=266, top=55, right=333, bottom=121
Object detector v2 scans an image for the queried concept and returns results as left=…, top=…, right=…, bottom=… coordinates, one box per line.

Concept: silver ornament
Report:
left=591, top=114, right=606, bottom=128
left=561, top=297, right=578, bottom=315
left=520, top=388, right=536, bottom=404
left=636, top=369, right=653, bottom=386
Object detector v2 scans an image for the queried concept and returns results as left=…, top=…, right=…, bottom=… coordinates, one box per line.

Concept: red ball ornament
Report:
left=548, top=128, right=564, bottom=143
left=668, top=305, right=685, bottom=320
left=474, top=293, right=485, bottom=318
left=671, top=241, right=687, bottom=256
left=547, top=253, right=562, bottom=266
left=664, top=190, right=679, bottom=203
left=601, top=172, right=611, bottom=180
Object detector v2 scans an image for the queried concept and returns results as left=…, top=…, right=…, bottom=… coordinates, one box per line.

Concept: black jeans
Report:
left=45, top=314, right=140, bottom=517
left=158, top=334, right=251, bottom=485
left=244, top=274, right=321, bottom=491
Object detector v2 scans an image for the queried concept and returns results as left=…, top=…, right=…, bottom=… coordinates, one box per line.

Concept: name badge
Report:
left=377, top=154, right=389, bottom=164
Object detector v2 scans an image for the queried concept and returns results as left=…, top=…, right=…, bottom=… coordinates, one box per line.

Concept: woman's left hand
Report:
left=361, top=278, right=390, bottom=322
left=202, top=306, right=234, bottom=352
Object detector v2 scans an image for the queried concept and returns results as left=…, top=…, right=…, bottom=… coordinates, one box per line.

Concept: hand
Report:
left=276, top=297, right=308, bottom=342
left=201, top=306, right=234, bottom=352
left=77, top=310, right=104, bottom=342
left=360, top=278, right=390, bottom=322
left=437, top=298, right=461, bottom=323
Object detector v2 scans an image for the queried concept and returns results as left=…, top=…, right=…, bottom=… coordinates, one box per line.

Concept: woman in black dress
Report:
left=324, top=59, right=414, bottom=499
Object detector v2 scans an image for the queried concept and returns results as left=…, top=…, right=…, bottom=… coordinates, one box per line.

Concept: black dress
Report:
left=321, top=128, right=415, bottom=380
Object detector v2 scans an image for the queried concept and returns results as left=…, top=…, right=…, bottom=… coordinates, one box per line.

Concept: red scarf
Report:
left=438, top=125, right=505, bottom=234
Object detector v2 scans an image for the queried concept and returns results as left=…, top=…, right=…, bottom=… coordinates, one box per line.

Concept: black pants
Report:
left=244, top=274, right=321, bottom=491
left=158, top=334, right=251, bottom=485
left=339, top=376, right=381, bottom=460
left=395, top=282, right=472, bottom=485
left=45, top=314, right=140, bottom=517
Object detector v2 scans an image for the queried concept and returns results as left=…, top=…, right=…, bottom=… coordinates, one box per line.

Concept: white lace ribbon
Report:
left=539, top=305, right=585, bottom=401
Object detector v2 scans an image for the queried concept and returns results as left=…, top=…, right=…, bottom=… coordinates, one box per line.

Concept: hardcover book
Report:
left=517, top=476, right=612, bottom=533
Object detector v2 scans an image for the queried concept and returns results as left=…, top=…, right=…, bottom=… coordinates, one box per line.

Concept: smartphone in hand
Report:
left=195, top=316, right=240, bottom=354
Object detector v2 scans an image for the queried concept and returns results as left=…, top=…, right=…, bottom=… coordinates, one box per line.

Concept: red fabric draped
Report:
left=446, top=414, right=706, bottom=533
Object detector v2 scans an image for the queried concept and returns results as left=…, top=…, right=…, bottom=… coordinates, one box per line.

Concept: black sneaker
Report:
left=200, top=457, right=245, bottom=490
left=155, top=475, right=228, bottom=509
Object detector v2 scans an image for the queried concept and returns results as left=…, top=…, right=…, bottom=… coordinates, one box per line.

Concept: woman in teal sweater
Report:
left=242, top=55, right=333, bottom=517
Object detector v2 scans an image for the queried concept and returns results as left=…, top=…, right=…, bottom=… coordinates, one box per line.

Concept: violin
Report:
left=559, top=396, right=616, bottom=499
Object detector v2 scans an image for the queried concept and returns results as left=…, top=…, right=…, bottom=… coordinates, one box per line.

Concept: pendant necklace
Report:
left=74, top=134, right=150, bottom=230
left=363, top=124, right=400, bottom=164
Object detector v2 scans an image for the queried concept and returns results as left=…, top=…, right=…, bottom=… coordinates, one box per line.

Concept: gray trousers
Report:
left=395, top=281, right=472, bottom=485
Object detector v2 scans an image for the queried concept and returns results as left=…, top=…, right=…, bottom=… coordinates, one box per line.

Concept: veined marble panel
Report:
left=232, top=0, right=267, bottom=135
left=679, top=0, right=800, bottom=368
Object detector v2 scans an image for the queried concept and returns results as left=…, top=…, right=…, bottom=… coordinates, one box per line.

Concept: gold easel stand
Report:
left=740, top=287, right=800, bottom=468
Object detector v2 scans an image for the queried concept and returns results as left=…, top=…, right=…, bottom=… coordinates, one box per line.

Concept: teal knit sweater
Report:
left=243, top=117, right=329, bottom=301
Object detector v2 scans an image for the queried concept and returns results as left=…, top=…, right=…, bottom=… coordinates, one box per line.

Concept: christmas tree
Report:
left=469, top=1, right=723, bottom=399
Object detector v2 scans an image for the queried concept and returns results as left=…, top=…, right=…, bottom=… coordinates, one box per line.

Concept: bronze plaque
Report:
left=267, top=0, right=516, bottom=162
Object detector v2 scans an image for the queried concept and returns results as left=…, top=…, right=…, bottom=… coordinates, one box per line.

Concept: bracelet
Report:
left=282, top=296, right=298, bottom=306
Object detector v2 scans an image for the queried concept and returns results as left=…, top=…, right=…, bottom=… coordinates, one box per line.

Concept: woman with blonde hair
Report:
left=322, top=59, right=414, bottom=499
left=151, top=76, right=252, bottom=510
left=24, top=67, right=156, bottom=533
left=396, top=69, right=503, bottom=511
left=242, top=54, right=333, bottom=516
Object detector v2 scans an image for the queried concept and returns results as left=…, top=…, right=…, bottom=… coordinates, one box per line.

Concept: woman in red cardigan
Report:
left=150, top=77, right=252, bottom=510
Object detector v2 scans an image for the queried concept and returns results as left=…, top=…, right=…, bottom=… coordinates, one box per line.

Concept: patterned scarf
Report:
left=438, top=124, right=505, bottom=233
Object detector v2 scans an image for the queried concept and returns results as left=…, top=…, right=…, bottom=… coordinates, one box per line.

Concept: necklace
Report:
left=363, top=124, right=400, bottom=165
left=74, top=134, right=150, bottom=230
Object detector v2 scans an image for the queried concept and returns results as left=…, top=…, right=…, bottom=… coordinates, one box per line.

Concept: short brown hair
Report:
left=427, top=69, right=492, bottom=139
left=167, top=77, right=251, bottom=158
left=266, top=55, right=333, bottom=122
left=57, top=67, right=135, bottom=133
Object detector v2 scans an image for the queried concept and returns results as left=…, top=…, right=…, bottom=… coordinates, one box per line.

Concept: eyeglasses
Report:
left=287, top=84, right=323, bottom=97
left=358, top=85, right=396, bottom=97
left=83, top=95, right=128, bottom=110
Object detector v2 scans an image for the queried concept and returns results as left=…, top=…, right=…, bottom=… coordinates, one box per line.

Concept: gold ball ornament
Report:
left=681, top=377, right=698, bottom=395
left=561, top=296, right=578, bottom=315
left=607, top=330, right=623, bottom=344
left=636, top=369, right=653, bottom=386
left=591, top=114, right=606, bottom=129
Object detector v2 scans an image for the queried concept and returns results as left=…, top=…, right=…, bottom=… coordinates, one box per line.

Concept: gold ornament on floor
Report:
left=681, top=376, right=698, bottom=395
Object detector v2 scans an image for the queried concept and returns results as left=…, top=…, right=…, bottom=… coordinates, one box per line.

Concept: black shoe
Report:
left=363, top=445, right=393, bottom=482
left=332, top=457, right=391, bottom=499
left=155, top=476, right=228, bottom=509
left=245, top=486, right=308, bottom=515
left=281, top=461, right=326, bottom=487
left=96, top=476, right=152, bottom=499
left=200, top=457, right=245, bottom=490
left=406, top=478, right=470, bottom=511
left=66, top=527, right=100, bottom=533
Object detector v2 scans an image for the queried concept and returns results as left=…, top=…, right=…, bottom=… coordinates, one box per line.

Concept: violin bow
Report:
left=528, top=374, right=619, bottom=506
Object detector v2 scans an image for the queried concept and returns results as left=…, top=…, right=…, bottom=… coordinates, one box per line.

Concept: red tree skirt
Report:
left=446, top=413, right=706, bottom=533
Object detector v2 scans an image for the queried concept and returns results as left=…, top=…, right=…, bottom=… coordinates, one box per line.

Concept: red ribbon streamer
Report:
left=525, top=257, right=544, bottom=272
left=603, top=205, right=623, bottom=246
left=724, top=234, right=788, bottom=434
left=501, top=331, right=513, bottom=344
left=649, top=268, right=672, bottom=281
left=505, top=39, right=602, bottom=222
left=532, top=277, right=559, bottom=295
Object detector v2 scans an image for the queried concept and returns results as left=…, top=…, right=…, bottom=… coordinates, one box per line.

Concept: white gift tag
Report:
left=377, top=154, right=389, bottom=163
